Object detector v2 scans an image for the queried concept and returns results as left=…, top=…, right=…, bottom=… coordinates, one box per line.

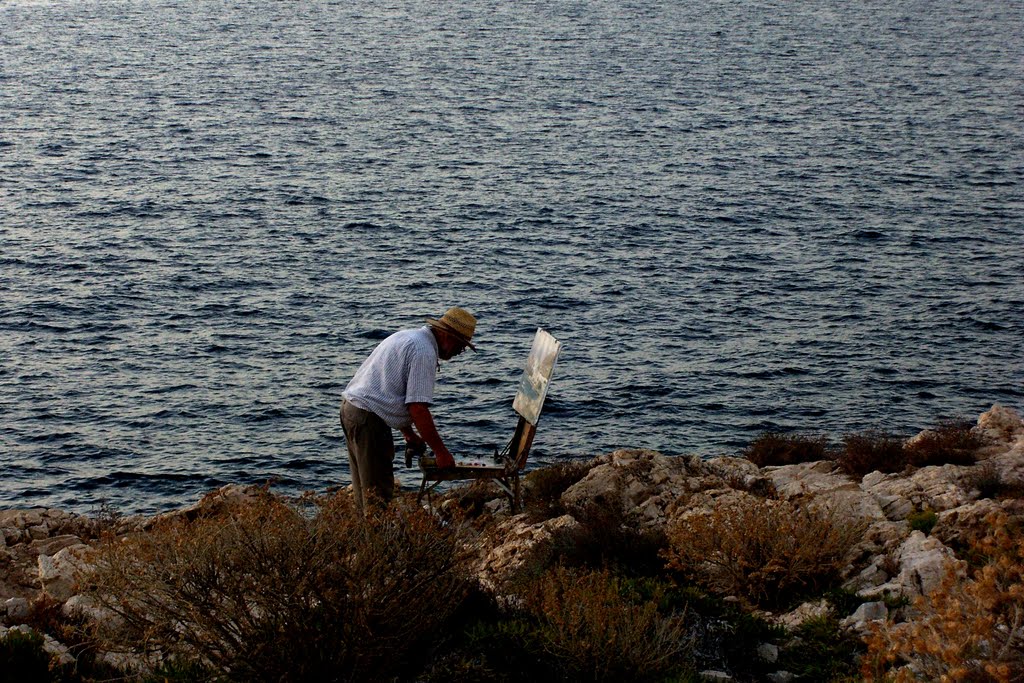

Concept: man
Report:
left=340, top=307, right=476, bottom=510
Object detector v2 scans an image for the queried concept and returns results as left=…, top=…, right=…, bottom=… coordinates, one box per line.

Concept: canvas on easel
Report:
left=418, top=328, right=562, bottom=511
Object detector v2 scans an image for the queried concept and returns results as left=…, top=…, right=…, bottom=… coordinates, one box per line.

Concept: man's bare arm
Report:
left=407, top=402, right=456, bottom=468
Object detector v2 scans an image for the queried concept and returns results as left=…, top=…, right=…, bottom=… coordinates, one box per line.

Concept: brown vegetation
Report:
left=85, top=492, right=472, bottom=682
left=663, top=495, right=867, bottom=610
left=863, top=512, right=1024, bottom=682
left=522, top=460, right=593, bottom=522
left=743, top=431, right=830, bottom=467
left=904, top=418, right=985, bottom=467
left=835, top=430, right=907, bottom=477
left=518, top=566, right=693, bottom=682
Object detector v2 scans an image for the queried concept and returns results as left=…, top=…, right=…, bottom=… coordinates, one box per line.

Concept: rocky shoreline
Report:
left=2, top=404, right=1023, bottom=680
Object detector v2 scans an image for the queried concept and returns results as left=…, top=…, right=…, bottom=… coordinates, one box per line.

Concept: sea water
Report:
left=1, top=0, right=1021, bottom=513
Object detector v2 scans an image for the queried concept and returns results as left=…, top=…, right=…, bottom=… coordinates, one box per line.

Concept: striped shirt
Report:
left=342, top=326, right=439, bottom=429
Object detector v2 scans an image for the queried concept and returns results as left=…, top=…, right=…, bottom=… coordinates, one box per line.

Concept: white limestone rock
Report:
left=984, top=440, right=1024, bottom=491
left=858, top=531, right=962, bottom=601
left=43, top=633, right=74, bottom=666
left=4, top=597, right=30, bottom=621
left=840, top=601, right=888, bottom=636
left=476, top=513, right=579, bottom=590
left=861, top=465, right=971, bottom=520
left=2, top=527, right=23, bottom=545
left=977, top=404, right=1024, bottom=444
left=561, top=449, right=713, bottom=530
left=806, top=487, right=887, bottom=523
left=62, top=594, right=123, bottom=629
left=145, top=483, right=266, bottom=528
left=0, top=509, right=44, bottom=529
left=775, top=598, right=830, bottom=629
left=38, top=544, right=94, bottom=602
left=704, top=456, right=771, bottom=490
left=931, top=498, right=1023, bottom=549
left=31, top=534, right=86, bottom=557
left=764, top=460, right=858, bottom=499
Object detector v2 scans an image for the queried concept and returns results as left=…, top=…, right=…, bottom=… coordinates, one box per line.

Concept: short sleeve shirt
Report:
left=342, top=327, right=439, bottom=429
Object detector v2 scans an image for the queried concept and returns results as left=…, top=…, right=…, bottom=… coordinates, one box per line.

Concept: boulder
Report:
left=43, top=633, right=74, bottom=666
left=775, top=598, right=830, bottom=629
left=861, top=465, right=971, bottom=519
left=977, top=404, right=1024, bottom=443
left=561, top=449, right=715, bottom=530
left=764, top=460, right=857, bottom=499
left=2, top=527, right=22, bottom=545
left=144, top=483, right=266, bottom=528
left=757, top=642, right=779, bottom=663
left=476, top=514, right=579, bottom=590
left=62, top=594, right=123, bottom=629
left=38, top=544, right=94, bottom=602
left=931, top=498, right=1022, bottom=550
left=31, top=534, right=86, bottom=557
left=984, top=441, right=1024, bottom=491
left=4, top=597, right=30, bottom=621
left=0, top=509, right=44, bottom=529
left=704, top=456, right=774, bottom=494
left=858, top=531, right=962, bottom=601
left=840, top=601, right=888, bottom=636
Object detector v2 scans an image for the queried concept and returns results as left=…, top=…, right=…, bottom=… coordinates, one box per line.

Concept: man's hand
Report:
left=407, top=403, right=458, bottom=468
left=403, top=432, right=426, bottom=451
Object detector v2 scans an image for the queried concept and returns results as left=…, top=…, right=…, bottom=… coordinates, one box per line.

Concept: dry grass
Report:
left=835, top=430, right=907, bottom=478
left=904, top=418, right=986, bottom=468
left=523, top=460, right=593, bottom=522
left=663, top=495, right=867, bottom=610
left=863, top=512, right=1024, bottom=682
left=85, top=491, right=473, bottom=682
left=520, top=566, right=693, bottom=682
left=743, top=431, right=831, bottom=467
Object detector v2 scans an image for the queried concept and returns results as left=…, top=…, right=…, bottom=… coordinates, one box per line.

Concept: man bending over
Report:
left=340, top=306, right=476, bottom=510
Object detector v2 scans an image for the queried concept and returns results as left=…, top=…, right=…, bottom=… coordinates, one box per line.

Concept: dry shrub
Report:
left=523, top=460, right=593, bottom=522
left=743, top=431, right=830, bottom=467
left=836, top=430, right=907, bottom=478
left=863, top=512, right=1024, bottom=682
left=663, top=495, right=866, bottom=610
left=520, top=566, right=693, bottom=682
left=549, top=499, right=668, bottom=577
left=86, top=492, right=472, bottom=682
left=904, top=418, right=986, bottom=467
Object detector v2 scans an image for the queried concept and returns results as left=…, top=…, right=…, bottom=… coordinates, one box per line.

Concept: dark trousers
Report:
left=340, top=399, right=395, bottom=511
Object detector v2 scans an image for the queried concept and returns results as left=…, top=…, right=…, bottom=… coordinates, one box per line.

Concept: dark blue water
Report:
left=2, top=0, right=1022, bottom=514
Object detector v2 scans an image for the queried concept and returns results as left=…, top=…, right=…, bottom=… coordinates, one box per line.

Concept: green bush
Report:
left=86, top=492, right=472, bottom=683
left=743, top=431, right=831, bottom=467
left=835, top=430, right=907, bottom=478
left=778, top=615, right=862, bottom=682
left=0, top=629, right=52, bottom=683
left=908, top=508, right=939, bottom=535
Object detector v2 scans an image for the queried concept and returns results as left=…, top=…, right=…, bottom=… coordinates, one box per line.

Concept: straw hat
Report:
left=426, top=307, right=477, bottom=350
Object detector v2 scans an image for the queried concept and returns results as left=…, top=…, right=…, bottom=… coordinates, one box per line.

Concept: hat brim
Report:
left=426, top=318, right=477, bottom=350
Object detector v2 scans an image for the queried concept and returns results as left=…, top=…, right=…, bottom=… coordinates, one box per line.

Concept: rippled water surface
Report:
left=2, top=0, right=1022, bottom=514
